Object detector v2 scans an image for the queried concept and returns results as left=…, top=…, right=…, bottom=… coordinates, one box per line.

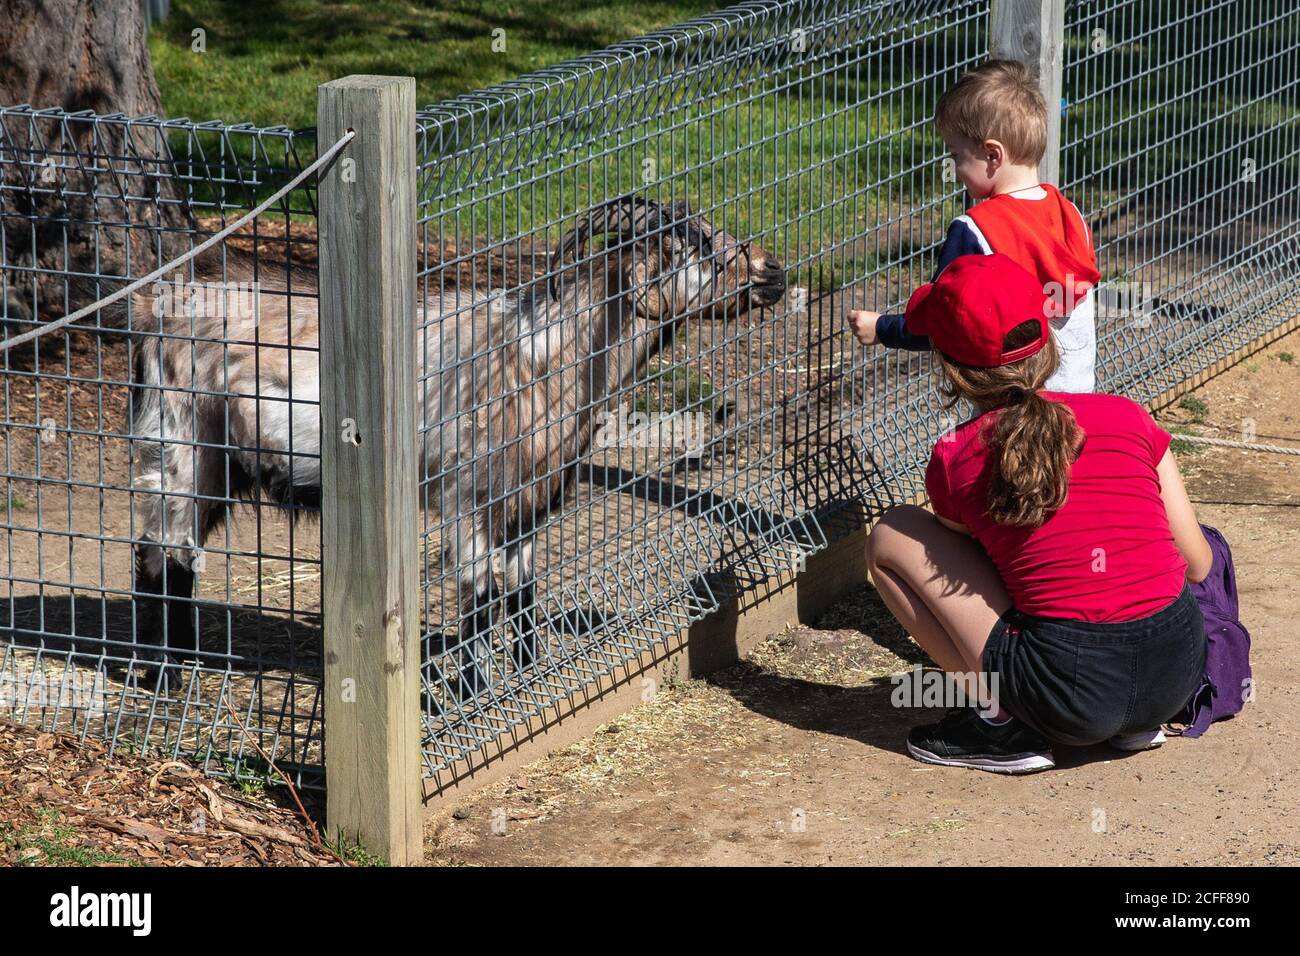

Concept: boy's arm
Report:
left=875, top=217, right=989, bottom=350
left=873, top=311, right=928, bottom=350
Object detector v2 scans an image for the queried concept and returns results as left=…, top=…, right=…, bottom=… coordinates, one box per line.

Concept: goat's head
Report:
left=548, top=195, right=786, bottom=326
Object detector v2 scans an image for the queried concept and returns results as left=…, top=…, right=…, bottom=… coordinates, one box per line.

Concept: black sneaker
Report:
left=907, top=707, right=1055, bottom=774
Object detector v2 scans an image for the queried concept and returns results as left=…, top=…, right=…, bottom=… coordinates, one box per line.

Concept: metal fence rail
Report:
left=0, top=0, right=1297, bottom=830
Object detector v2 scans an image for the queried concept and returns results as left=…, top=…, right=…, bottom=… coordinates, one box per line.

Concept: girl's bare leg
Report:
left=866, top=504, right=1013, bottom=712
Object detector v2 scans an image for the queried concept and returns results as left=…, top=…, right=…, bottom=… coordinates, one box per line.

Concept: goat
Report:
left=128, top=195, right=786, bottom=699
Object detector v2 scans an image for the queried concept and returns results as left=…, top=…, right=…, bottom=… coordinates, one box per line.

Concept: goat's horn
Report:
left=548, top=194, right=654, bottom=301
left=646, top=203, right=713, bottom=262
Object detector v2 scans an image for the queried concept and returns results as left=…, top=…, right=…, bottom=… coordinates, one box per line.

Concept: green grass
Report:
left=233, top=766, right=269, bottom=798
left=149, top=1, right=722, bottom=129
left=146, top=2, right=1300, bottom=295
left=632, top=360, right=717, bottom=414
left=1169, top=425, right=1208, bottom=457
left=326, top=830, right=388, bottom=866
left=2, top=809, right=136, bottom=867
left=147, top=1, right=966, bottom=282
left=114, top=734, right=146, bottom=757
left=1276, top=351, right=1294, bottom=364
left=1178, top=395, right=1209, bottom=423
left=209, top=752, right=279, bottom=797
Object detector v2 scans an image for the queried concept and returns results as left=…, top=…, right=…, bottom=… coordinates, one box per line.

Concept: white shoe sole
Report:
left=1108, top=729, right=1167, bottom=751
left=907, top=741, right=1055, bottom=774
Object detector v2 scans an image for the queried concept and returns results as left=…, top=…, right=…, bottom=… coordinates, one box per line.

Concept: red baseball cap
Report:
left=904, top=253, right=1049, bottom=367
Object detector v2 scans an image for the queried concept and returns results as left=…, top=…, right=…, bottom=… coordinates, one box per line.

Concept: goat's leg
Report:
left=448, top=517, right=498, bottom=700
left=133, top=544, right=198, bottom=685
left=457, top=577, right=500, bottom=700
left=504, top=538, right=539, bottom=672
left=129, top=396, right=209, bottom=684
left=133, top=543, right=169, bottom=674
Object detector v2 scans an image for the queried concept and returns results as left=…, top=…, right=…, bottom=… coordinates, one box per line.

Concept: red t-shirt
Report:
left=925, top=392, right=1186, bottom=622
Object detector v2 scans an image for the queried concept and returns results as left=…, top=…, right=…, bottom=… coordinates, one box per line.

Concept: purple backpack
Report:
left=1171, top=524, right=1252, bottom=737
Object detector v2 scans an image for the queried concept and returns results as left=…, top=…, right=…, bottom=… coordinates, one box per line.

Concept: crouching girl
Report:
left=866, top=253, right=1211, bottom=773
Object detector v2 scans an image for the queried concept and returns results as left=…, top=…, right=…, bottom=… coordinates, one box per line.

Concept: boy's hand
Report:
left=848, top=309, right=881, bottom=346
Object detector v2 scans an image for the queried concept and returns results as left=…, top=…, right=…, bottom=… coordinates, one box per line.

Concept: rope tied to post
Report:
left=0, top=129, right=356, bottom=353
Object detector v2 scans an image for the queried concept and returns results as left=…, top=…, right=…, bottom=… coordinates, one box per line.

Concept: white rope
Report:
left=0, top=129, right=356, bottom=352
left=1177, top=433, right=1300, bottom=456
left=779, top=357, right=848, bottom=373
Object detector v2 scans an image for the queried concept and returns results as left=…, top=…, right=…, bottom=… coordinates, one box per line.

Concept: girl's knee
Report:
left=867, top=504, right=933, bottom=566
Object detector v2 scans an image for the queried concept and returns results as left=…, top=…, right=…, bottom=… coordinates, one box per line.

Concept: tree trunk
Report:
left=0, top=0, right=193, bottom=334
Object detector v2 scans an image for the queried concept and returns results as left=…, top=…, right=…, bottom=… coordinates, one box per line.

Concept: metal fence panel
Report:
left=0, top=111, right=325, bottom=789
left=1063, top=0, right=1300, bottom=400
left=413, top=0, right=992, bottom=771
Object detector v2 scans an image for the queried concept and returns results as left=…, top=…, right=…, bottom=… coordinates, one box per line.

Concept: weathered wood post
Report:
left=317, top=75, right=422, bottom=864
left=991, top=0, right=1066, bottom=183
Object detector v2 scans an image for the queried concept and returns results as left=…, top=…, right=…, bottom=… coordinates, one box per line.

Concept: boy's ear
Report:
left=982, top=138, right=1006, bottom=167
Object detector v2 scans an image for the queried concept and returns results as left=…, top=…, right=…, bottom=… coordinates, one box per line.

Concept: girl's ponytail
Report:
left=938, top=321, right=1083, bottom=528
left=984, top=384, right=1082, bottom=526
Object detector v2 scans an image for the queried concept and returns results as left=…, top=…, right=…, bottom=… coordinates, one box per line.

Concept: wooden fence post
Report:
left=317, top=75, right=422, bottom=865
left=991, top=0, right=1066, bottom=184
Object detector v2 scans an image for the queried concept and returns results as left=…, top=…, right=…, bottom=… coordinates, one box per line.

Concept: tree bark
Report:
left=0, top=0, right=192, bottom=333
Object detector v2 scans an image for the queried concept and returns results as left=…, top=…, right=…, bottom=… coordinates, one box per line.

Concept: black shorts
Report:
left=981, top=585, right=1207, bottom=746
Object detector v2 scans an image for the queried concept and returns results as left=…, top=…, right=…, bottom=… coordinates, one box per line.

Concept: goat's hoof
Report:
left=133, top=654, right=174, bottom=694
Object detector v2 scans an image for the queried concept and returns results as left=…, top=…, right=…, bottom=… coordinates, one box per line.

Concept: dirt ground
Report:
left=424, top=328, right=1300, bottom=867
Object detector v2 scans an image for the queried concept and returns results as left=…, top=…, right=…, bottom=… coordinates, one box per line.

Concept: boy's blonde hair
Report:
left=935, top=59, right=1047, bottom=166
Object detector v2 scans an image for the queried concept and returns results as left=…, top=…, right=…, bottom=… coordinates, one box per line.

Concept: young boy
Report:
left=849, top=59, right=1101, bottom=392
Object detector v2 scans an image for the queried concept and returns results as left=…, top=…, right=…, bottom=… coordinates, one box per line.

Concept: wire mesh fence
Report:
left=1062, top=0, right=1300, bottom=401
left=411, top=0, right=991, bottom=772
left=0, top=111, right=326, bottom=789
left=1, top=0, right=1297, bottom=794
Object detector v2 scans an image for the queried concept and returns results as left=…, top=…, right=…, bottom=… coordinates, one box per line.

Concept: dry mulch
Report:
left=0, top=717, right=343, bottom=867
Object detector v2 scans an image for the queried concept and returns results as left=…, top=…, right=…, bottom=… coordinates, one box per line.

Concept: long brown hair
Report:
left=938, top=321, right=1084, bottom=527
